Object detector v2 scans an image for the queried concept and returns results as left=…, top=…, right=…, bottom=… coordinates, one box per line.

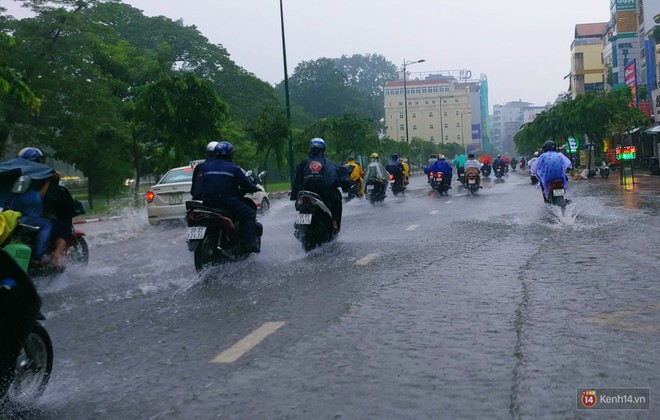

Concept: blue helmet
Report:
left=309, top=138, right=326, bottom=151
left=215, top=141, right=234, bottom=157
left=17, top=147, right=43, bottom=163
left=391, top=153, right=399, bottom=161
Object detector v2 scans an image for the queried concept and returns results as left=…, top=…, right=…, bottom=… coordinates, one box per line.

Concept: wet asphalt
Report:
left=5, top=171, right=660, bottom=419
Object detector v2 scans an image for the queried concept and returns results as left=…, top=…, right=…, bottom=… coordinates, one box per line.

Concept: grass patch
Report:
left=264, top=181, right=290, bottom=192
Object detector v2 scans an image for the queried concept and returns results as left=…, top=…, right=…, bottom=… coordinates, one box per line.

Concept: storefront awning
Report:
left=644, top=124, right=660, bottom=134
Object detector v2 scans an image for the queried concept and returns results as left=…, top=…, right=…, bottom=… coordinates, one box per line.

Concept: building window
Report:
left=425, top=101, right=429, bottom=104
left=415, top=101, right=419, bottom=105
left=413, top=125, right=417, bottom=130
left=457, top=135, right=461, bottom=140
left=399, top=102, right=403, bottom=106
left=456, top=111, right=459, bottom=116
left=432, top=100, right=436, bottom=104
left=430, top=124, right=434, bottom=129
left=429, top=112, right=433, bottom=117
left=443, top=111, right=448, bottom=116
left=456, top=123, right=460, bottom=127
left=444, top=123, right=449, bottom=129
left=445, top=135, right=449, bottom=141
left=455, top=99, right=459, bottom=102
left=412, top=113, right=416, bottom=118
left=408, top=101, right=412, bottom=105
left=443, top=100, right=447, bottom=104
left=399, top=112, right=404, bottom=119
left=430, top=136, right=435, bottom=141
left=400, top=124, right=404, bottom=131
left=400, top=136, right=405, bottom=141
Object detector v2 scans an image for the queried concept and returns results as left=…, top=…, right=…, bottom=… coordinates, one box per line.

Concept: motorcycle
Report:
left=480, top=163, right=491, bottom=178
left=530, top=173, right=539, bottom=185
left=457, top=168, right=466, bottom=186
left=546, top=179, right=568, bottom=214
left=465, top=171, right=480, bottom=196
left=343, top=180, right=360, bottom=202
left=595, top=161, right=610, bottom=179
left=429, top=171, right=450, bottom=196
left=3, top=222, right=88, bottom=276
left=641, top=156, right=659, bottom=175
left=494, top=165, right=505, bottom=179
left=365, top=180, right=386, bottom=204
left=185, top=199, right=263, bottom=271
left=293, top=190, right=338, bottom=252
left=389, top=174, right=405, bottom=196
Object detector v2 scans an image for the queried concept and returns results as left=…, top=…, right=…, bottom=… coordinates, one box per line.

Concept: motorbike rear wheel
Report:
left=194, top=228, right=221, bottom=271
left=68, top=236, right=89, bottom=265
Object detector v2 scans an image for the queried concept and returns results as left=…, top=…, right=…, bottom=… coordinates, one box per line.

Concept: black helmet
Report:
left=543, top=140, right=556, bottom=152
left=430, top=154, right=437, bottom=158
left=468, top=153, right=475, bottom=158
left=391, top=153, right=399, bottom=161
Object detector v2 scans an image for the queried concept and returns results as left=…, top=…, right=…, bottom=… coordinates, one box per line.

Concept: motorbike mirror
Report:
left=245, top=170, right=253, bottom=178
left=258, top=171, right=267, bottom=179
left=12, top=175, right=32, bottom=194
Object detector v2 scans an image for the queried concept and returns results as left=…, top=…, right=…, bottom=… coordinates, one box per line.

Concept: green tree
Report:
left=249, top=105, right=290, bottom=179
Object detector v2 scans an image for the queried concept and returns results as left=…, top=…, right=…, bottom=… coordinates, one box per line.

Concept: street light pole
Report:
left=280, top=0, right=295, bottom=189
left=402, top=59, right=425, bottom=143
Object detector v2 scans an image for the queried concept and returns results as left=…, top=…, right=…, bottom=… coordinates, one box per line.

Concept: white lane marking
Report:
left=211, top=321, right=285, bottom=364
left=446, top=200, right=453, bottom=203
left=356, top=253, right=379, bottom=266
left=405, top=224, right=419, bottom=231
left=429, top=210, right=439, bottom=215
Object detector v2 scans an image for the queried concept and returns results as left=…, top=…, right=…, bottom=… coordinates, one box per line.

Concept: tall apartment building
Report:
left=490, top=101, right=550, bottom=154
left=602, top=0, right=642, bottom=90
left=383, top=73, right=480, bottom=150
left=570, top=22, right=608, bottom=98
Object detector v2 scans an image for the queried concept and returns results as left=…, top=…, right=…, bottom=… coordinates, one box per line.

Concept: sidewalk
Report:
left=581, top=170, right=660, bottom=195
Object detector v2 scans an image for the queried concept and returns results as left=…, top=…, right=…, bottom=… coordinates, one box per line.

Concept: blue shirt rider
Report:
left=199, top=141, right=260, bottom=254
left=531, top=140, right=572, bottom=203
left=425, top=154, right=453, bottom=187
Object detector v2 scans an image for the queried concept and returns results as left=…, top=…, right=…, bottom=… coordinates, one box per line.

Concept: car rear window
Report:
left=159, top=168, right=194, bottom=184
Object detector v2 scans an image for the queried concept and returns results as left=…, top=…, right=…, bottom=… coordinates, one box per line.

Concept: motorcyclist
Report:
left=426, top=154, right=438, bottom=182
left=385, top=154, right=405, bottom=191
left=191, top=141, right=218, bottom=200
left=363, top=153, right=388, bottom=197
left=519, top=156, right=526, bottom=170
left=492, top=154, right=506, bottom=175
left=464, top=153, right=483, bottom=186
left=5, top=148, right=56, bottom=265
left=291, top=138, right=350, bottom=232
left=0, top=243, right=41, bottom=402
left=344, top=156, right=365, bottom=198
left=453, top=154, right=466, bottom=185
left=531, top=141, right=572, bottom=203
left=399, top=158, right=410, bottom=186
left=510, top=156, right=518, bottom=171
left=527, top=151, right=539, bottom=183
left=425, top=154, right=453, bottom=188
left=200, top=141, right=260, bottom=253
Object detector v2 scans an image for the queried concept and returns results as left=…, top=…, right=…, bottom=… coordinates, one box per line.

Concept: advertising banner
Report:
left=652, top=88, right=660, bottom=122
left=611, top=0, right=636, bottom=11
left=471, top=124, right=481, bottom=140
left=624, top=60, right=637, bottom=107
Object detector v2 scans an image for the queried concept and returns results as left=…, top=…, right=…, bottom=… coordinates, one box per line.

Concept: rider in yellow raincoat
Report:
left=399, top=158, right=410, bottom=186
left=344, top=157, right=365, bottom=197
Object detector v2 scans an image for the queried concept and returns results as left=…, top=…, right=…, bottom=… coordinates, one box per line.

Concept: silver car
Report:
left=145, top=164, right=269, bottom=225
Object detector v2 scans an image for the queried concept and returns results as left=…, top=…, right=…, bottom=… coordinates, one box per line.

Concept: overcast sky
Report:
left=7, top=0, right=613, bottom=110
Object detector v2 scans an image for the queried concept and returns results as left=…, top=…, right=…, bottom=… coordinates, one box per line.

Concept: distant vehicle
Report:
left=145, top=163, right=269, bottom=225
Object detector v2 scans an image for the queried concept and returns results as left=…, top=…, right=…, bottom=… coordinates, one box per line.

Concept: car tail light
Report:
left=146, top=191, right=155, bottom=203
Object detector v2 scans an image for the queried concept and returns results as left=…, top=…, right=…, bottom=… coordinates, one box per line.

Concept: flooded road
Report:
left=6, top=172, right=659, bottom=419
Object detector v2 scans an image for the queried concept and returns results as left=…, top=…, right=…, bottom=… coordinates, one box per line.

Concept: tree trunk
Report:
left=87, top=176, right=94, bottom=210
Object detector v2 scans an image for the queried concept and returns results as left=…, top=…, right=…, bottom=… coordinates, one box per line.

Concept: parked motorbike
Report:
left=365, top=180, right=386, bottom=204
left=480, top=163, right=491, bottom=178
left=185, top=199, right=263, bottom=271
left=389, top=174, right=405, bottom=196
left=429, top=171, right=450, bottom=196
left=641, top=156, right=659, bottom=175
left=595, top=161, right=610, bottom=179
left=293, top=191, right=338, bottom=252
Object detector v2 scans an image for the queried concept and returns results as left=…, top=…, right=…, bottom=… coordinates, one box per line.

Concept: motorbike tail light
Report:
left=146, top=191, right=155, bottom=203
left=436, top=173, right=443, bottom=179
left=389, top=174, right=394, bottom=180
left=429, top=171, right=434, bottom=177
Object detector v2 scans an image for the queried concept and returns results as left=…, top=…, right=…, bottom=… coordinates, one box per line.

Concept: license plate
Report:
left=367, top=186, right=374, bottom=193
left=187, top=226, right=206, bottom=240
left=170, top=193, right=183, bottom=205
left=469, top=179, right=475, bottom=184
left=553, top=189, right=565, bottom=197
left=295, top=213, right=312, bottom=225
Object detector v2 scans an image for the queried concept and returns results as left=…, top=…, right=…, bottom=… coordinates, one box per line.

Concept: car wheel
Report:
left=260, top=198, right=270, bottom=213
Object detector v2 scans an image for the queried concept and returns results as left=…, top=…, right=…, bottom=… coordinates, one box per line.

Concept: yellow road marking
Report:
left=585, top=304, right=660, bottom=333
left=211, top=321, right=285, bottom=363
left=356, top=253, right=379, bottom=266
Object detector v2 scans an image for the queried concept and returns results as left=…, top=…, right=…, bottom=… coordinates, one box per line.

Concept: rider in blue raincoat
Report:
left=531, top=141, right=572, bottom=202
left=424, top=154, right=453, bottom=186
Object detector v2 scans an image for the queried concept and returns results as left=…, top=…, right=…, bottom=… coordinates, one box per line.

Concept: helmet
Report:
left=391, top=153, right=399, bottom=161
left=497, top=154, right=501, bottom=158
left=542, top=140, right=556, bottom=152
left=348, top=156, right=355, bottom=161
left=533, top=151, right=539, bottom=157
left=438, top=154, right=446, bottom=160
left=468, top=153, right=475, bottom=158
left=17, top=147, right=43, bottom=163
left=206, top=141, right=219, bottom=152
left=430, top=154, right=437, bottom=159
left=370, top=153, right=379, bottom=159
left=309, top=138, right=326, bottom=151
left=215, top=141, right=234, bottom=157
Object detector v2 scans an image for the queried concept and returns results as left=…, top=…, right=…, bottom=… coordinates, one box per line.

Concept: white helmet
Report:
left=206, top=141, right=219, bottom=152
left=533, top=151, right=539, bottom=157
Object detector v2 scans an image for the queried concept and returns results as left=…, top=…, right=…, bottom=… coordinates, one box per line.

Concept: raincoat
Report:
left=531, top=151, right=572, bottom=200
left=479, top=155, right=493, bottom=165
left=453, top=155, right=466, bottom=170
left=344, top=159, right=365, bottom=196
left=425, top=159, right=453, bottom=179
